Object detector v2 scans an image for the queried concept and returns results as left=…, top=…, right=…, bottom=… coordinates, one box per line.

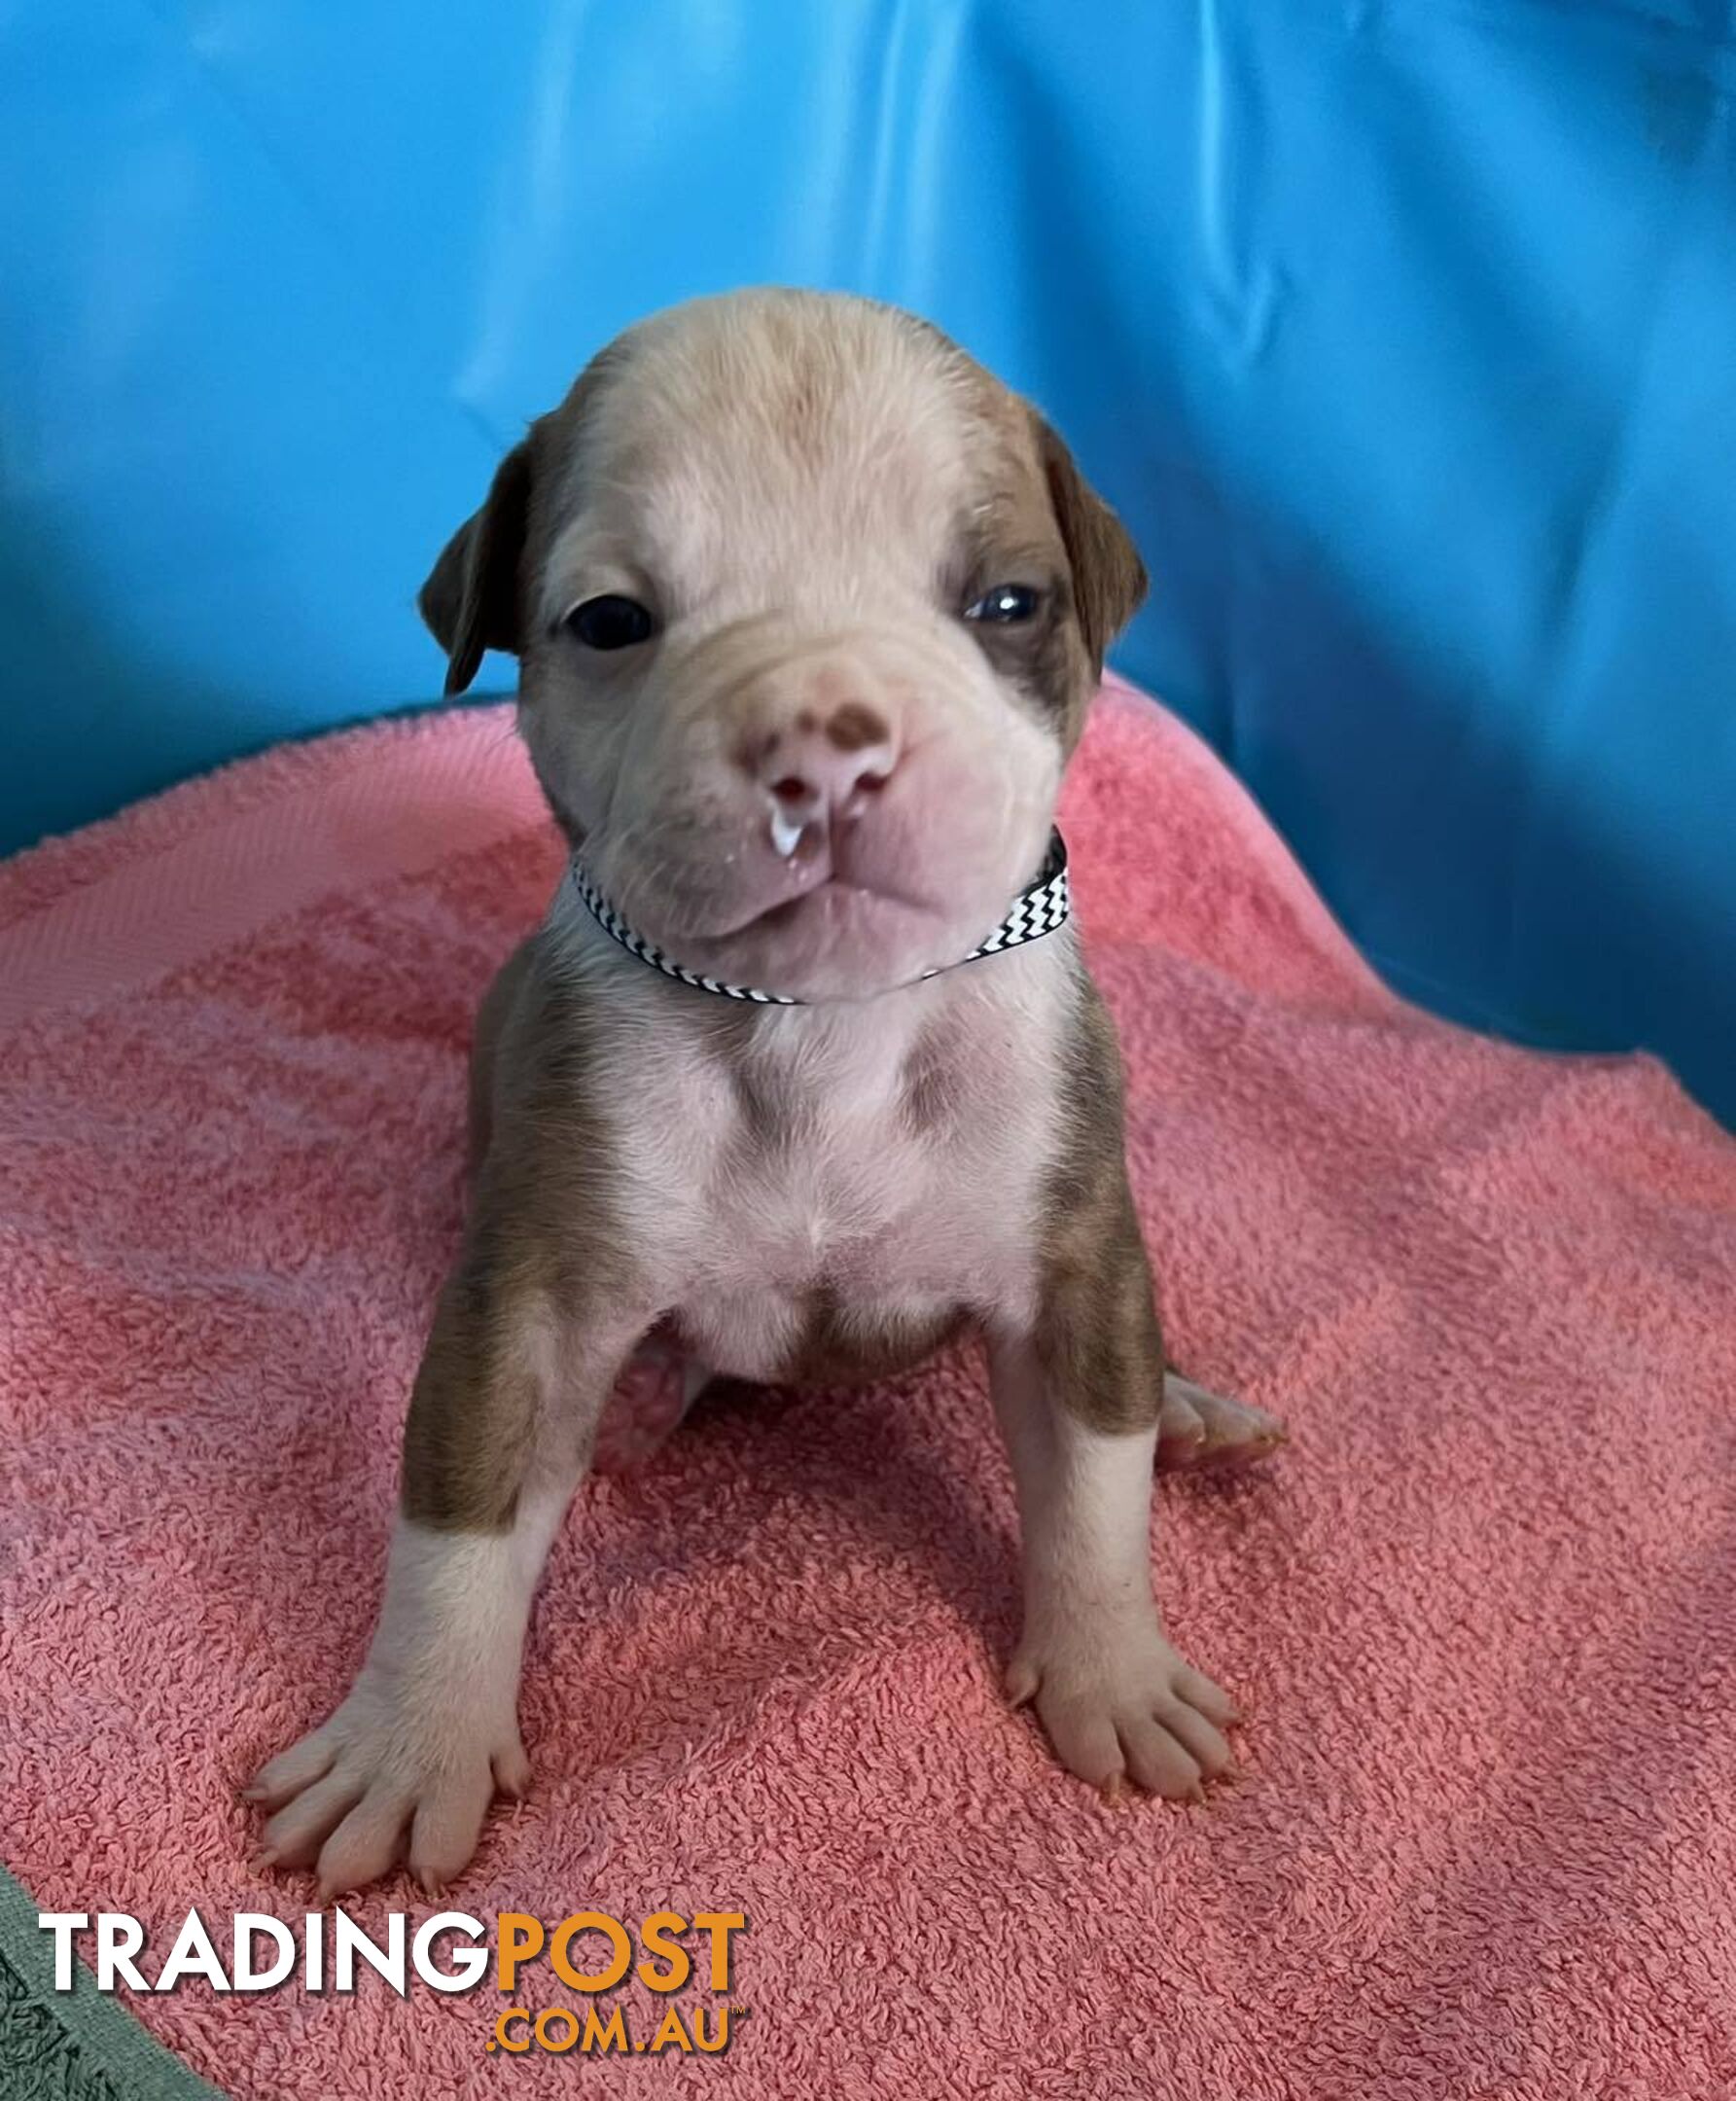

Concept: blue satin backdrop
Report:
left=3, top=3, right=1732, bottom=1119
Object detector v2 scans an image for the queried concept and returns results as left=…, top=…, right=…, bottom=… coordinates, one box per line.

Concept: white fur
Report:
left=247, top=1504, right=569, bottom=1895
left=989, top=1338, right=1237, bottom=1798
left=547, top=878, right=1070, bottom=1378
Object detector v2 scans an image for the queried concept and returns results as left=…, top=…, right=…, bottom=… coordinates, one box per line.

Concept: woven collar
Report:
left=567, top=831, right=1071, bottom=1006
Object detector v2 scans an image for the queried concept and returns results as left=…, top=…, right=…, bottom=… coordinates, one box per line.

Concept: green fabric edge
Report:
left=0, top=1867, right=228, bottom=2101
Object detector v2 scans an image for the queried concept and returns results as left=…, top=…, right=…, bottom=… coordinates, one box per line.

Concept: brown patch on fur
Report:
left=730, top=730, right=769, bottom=777
left=397, top=1237, right=544, bottom=1534
left=950, top=534, right=1082, bottom=742
left=1035, top=966, right=1165, bottom=1433
left=419, top=443, right=533, bottom=696
left=771, top=1283, right=970, bottom=1388
left=1032, top=414, right=1148, bottom=677
left=900, top=1016, right=965, bottom=1137
left=694, top=1003, right=795, bottom=1154
left=941, top=395, right=1143, bottom=756
left=418, top=344, right=627, bottom=699
left=826, top=700, right=889, bottom=752
left=403, top=939, right=641, bottom=1530
left=1020, top=600, right=1085, bottom=745
left=779, top=350, right=830, bottom=452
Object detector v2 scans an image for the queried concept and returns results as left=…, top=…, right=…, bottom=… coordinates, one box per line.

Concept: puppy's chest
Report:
left=611, top=1013, right=1053, bottom=1379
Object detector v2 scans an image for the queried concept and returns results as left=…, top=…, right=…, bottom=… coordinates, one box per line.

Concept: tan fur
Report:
left=405, top=932, right=650, bottom=1530
left=1035, top=971, right=1168, bottom=1434
left=1034, top=415, right=1150, bottom=678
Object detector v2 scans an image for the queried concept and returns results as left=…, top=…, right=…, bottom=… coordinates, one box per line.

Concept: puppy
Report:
left=246, top=290, right=1282, bottom=1895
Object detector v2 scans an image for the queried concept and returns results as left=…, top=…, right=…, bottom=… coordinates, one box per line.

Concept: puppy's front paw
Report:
left=1007, top=1619, right=1239, bottom=1801
left=243, top=1668, right=528, bottom=1897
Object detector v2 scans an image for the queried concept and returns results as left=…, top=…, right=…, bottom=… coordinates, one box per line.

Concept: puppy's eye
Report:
left=963, top=584, right=1041, bottom=624
left=562, top=594, right=655, bottom=651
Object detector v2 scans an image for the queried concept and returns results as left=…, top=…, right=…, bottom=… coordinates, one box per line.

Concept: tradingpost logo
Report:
left=40, top=1905, right=750, bottom=2060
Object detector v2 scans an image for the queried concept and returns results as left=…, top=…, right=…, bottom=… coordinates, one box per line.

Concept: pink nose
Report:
left=751, top=700, right=900, bottom=823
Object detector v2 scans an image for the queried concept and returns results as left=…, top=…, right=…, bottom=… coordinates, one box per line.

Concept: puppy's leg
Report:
left=1158, top=1371, right=1286, bottom=1472
left=992, top=1336, right=1239, bottom=1798
left=246, top=1234, right=651, bottom=1895
left=993, top=967, right=1243, bottom=1797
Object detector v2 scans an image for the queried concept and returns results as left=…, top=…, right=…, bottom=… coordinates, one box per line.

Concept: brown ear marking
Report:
left=417, top=438, right=533, bottom=696
left=1032, top=414, right=1149, bottom=674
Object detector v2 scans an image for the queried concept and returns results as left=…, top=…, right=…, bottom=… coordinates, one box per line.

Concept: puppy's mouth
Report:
left=586, top=768, right=1055, bottom=1000
left=651, top=825, right=944, bottom=946
left=597, top=834, right=970, bottom=1001
left=723, top=871, right=937, bottom=940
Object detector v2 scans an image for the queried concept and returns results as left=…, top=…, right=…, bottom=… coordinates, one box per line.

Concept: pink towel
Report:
left=2, top=679, right=1733, bottom=2098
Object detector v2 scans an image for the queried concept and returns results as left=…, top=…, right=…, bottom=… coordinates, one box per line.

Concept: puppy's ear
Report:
left=418, top=440, right=533, bottom=696
left=1032, top=415, right=1148, bottom=673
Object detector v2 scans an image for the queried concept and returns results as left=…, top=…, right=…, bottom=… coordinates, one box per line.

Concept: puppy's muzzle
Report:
left=742, top=691, right=901, bottom=856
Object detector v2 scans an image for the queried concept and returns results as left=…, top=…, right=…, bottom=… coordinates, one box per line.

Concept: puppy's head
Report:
left=421, top=291, right=1145, bottom=1000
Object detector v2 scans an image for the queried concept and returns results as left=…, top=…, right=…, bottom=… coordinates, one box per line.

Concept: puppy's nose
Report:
left=751, top=701, right=900, bottom=835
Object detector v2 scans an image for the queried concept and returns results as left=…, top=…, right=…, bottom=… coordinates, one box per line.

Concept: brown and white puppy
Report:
left=245, top=290, right=1282, bottom=1895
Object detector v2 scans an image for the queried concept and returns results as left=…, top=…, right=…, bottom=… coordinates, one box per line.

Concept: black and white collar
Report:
left=567, top=832, right=1071, bottom=1006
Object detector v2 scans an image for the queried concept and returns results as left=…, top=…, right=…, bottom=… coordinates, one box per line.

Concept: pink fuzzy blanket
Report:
left=2, top=679, right=1733, bottom=2098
